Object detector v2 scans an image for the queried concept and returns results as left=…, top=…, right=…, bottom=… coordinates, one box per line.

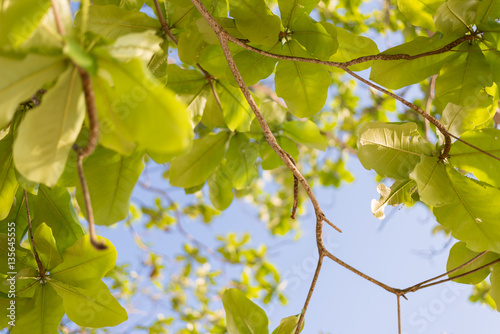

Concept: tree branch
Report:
left=51, top=0, right=104, bottom=249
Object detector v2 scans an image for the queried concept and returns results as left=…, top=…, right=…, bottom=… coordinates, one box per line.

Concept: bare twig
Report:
left=152, top=0, right=178, bottom=43
left=397, top=295, right=402, bottom=334
left=424, top=75, right=437, bottom=141
left=296, top=256, right=324, bottom=331
left=51, top=0, right=104, bottom=249
left=24, top=190, right=45, bottom=278
left=76, top=155, right=107, bottom=250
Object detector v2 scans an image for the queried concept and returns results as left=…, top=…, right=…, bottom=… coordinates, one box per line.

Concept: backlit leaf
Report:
left=222, top=288, right=269, bottom=334
left=169, top=132, right=230, bottom=188
left=13, top=66, right=85, bottom=187
left=357, top=122, right=432, bottom=179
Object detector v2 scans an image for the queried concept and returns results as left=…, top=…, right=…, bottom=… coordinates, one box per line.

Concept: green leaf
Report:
left=397, top=0, right=442, bottom=31
left=50, top=235, right=117, bottom=289
left=0, top=234, right=36, bottom=274
left=222, top=288, right=269, bottom=334
left=357, top=122, right=432, bottom=179
left=370, top=34, right=461, bottom=90
left=169, top=132, right=230, bottom=188
left=328, top=27, right=379, bottom=72
left=104, top=30, right=163, bottom=64
left=275, top=40, right=331, bottom=117
left=435, top=44, right=493, bottom=111
left=290, top=13, right=338, bottom=60
left=448, top=128, right=500, bottom=187
left=447, top=242, right=500, bottom=284
left=490, top=264, right=500, bottom=311
left=12, top=284, right=65, bottom=334
left=433, top=167, right=500, bottom=253
left=371, top=179, right=415, bottom=220
left=0, top=189, right=28, bottom=242
left=29, top=185, right=84, bottom=252
left=76, top=146, right=144, bottom=226
left=225, top=134, right=259, bottom=190
left=225, top=49, right=279, bottom=86
left=0, top=132, right=18, bottom=220
left=177, top=17, right=218, bottom=65
left=13, top=66, right=85, bottom=187
left=165, top=64, right=210, bottom=126
left=476, top=0, right=500, bottom=24
left=283, top=120, right=328, bottom=150
left=272, top=314, right=304, bottom=334
left=93, top=55, right=192, bottom=157
left=440, top=99, right=497, bottom=138
left=434, top=0, right=477, bottom=35
left=279, top=0, right=320, bottom=28
left=32, top=223, right=63, bottom=271
left=409, top=156, right=455, bottom=207
left=208, top=167, right=234, bottom=210
left=50, top=280, right=127, bottom=328
left=75, top=5, right=159, bottom=40
left=0, top=0, right=51, bottom=49
left=0, top=54, right=66, bottom=129
left=63, top=37, right=97, bottom=74
left=215, top=81, right=256, bottom=132
left=229, top=0, right=281, bottom=47
left=94, top=0, right=145, bottom=10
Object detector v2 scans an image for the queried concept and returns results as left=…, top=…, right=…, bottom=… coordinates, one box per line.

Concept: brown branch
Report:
left=76, top=155, right=107, bottom=250
left=50, top=0, right=66, bottom=36
left=24, top=190, right=45, bottom=278
left=296, top=256, right=324, bottom=332
left=52, top=0, right=104, bottom=249
left=424, top=75, right=437, bottom=141
left=284, top=152, right=299, bottom=219
left=408, top=257, right=500, bottom=292
left=194, top=26, right=473, bottom=70
left=322, top=248, right=399, bottom=294
left=405, top=251, right=487, bottom=292
left=152, top=0, right=178, bottom=43
left=397, top=295, right=402, bottom=334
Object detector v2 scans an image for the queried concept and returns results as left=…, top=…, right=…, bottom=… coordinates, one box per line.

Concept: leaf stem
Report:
left=24, top=190, right=45, bottom=277
left=76, top=155, right=107, bottom=250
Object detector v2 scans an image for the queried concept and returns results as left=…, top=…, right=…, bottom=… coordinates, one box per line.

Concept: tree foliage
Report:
left=0, top=0, right=500, bottom=333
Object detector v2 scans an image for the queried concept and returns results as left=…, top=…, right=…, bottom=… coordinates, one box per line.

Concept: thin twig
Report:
left=76, top=155, right=107, bottom=250
left=424, top=75, right=437, bottom=141
left=322, top=249, right=398, bottom=294
left=397, top=295, right=402, bottom=334
left=296, top=256, right=324, bottom=332
left=50, top=0, right=66, bottom=36
left=404, top=256, right=500, bottom=293
left=24, top=190, right=45, bottom=278
left=52, top=0, right=104, bottom=250
left=152, top=0, right=178, bottom=43
left=284, top=152, right=299, bottom=219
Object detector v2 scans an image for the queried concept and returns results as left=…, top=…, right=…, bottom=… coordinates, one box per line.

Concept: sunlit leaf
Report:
left=357, top=122, right=432, bottom=179
left=169, top=132, right=230, bottom=188
left=447, top=241, right=499, bottom=284
left=222, top=288, right=269, bottom=334
left=434, top=167, right=500, bottom=253
left=448, top=128, right=500, bottom=187
left=13, top=66, right=84, bottom=187
left=76, top=146, right=144, bottom=226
